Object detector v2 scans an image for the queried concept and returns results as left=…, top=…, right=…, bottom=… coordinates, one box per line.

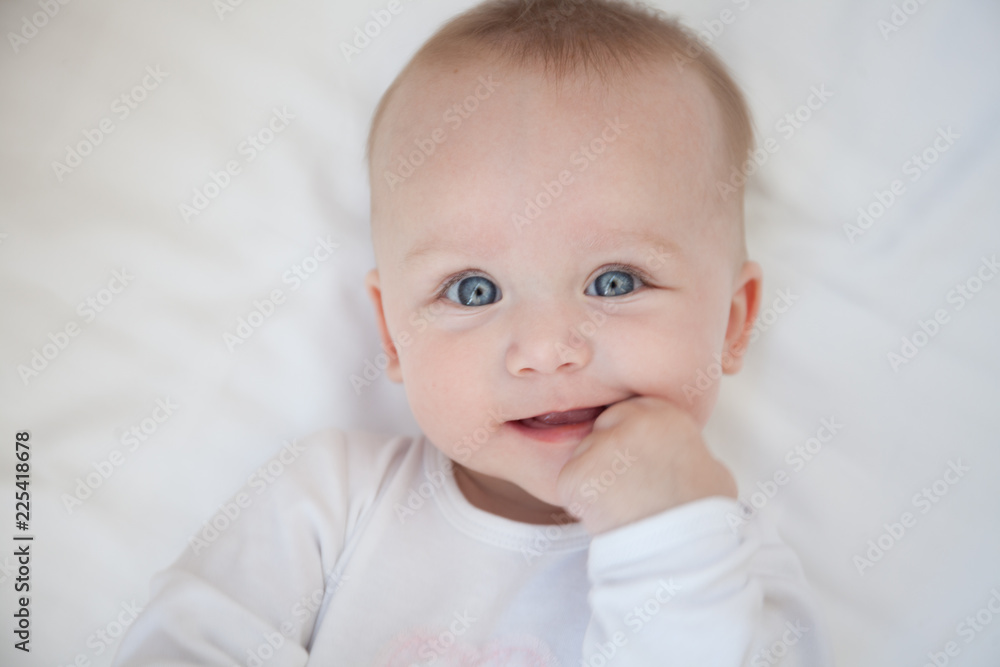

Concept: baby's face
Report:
left=367, top=61, right=758, bottom=512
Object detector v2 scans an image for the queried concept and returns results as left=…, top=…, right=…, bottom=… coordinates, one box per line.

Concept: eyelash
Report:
left=594, top=262, right=652, bottom=289
left=434, top=269, right=485, bottom=301
left=433, top=262, right=652, bottom=301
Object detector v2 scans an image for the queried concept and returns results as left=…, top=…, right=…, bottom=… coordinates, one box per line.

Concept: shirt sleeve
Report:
left=112, top=431, right=368, bottom=667
left=581, top=496, right=834, bottom=666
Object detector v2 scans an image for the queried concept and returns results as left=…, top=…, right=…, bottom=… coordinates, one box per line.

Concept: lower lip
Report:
left=506, top=418, right=597, bottom=443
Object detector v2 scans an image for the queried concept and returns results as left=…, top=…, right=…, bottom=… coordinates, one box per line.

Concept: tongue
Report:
left=525, top=407, right=604, bottom=427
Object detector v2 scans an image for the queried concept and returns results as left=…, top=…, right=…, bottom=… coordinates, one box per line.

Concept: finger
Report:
left=569, top=434, right=594, bottom=460
left=591, top=395, right=642, bottom=430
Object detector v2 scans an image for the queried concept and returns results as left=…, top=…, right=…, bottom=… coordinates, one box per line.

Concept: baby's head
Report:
left=364, top=0, right=762, bottom=515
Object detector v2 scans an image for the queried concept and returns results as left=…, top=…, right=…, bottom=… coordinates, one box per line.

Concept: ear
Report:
left=364, top=268, right=403, bottom=383
left=721, top=260, right=763, bottom=375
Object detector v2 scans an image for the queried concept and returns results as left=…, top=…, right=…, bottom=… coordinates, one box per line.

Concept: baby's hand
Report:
left=555, top=396, right=737, bottom=535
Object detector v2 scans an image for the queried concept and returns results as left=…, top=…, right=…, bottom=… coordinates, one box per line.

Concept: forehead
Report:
left=371, top=59, right=730, bottom=262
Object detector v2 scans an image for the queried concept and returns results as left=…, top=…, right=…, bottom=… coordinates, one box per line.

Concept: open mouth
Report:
left=516, top=405, right=608, bottom=429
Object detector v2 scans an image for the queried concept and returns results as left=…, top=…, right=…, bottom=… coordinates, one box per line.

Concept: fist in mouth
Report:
left=554, top=396, right=737, bottom=535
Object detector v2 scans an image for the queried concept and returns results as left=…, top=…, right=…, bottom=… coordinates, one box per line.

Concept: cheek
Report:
left=614, top=326, right=710, bottom=381
left=397, top=329, right=489, bottom=442
left=608, top=303, right=726, bottom=420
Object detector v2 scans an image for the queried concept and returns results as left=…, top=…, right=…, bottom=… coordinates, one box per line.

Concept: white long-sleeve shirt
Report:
left=114, top=428, right=832, bottom=666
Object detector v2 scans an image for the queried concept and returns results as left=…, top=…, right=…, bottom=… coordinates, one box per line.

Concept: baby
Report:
left=116, top=0, right=831, bottom=664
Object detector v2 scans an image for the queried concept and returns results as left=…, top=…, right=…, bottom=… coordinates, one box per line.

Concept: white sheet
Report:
left=1, top=1, right=998, bottom=665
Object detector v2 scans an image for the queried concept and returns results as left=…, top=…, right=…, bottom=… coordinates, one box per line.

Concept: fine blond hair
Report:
left=367, top=0, right=754, bottom=175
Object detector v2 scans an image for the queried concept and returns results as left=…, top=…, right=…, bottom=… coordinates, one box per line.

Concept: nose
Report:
left=505, top=300, right=595, bottom=376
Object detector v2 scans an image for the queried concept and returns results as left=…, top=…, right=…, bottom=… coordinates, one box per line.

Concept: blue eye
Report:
left=444, top=275, right=500, bottom=306
left=588, top=269, right=639, bottom=297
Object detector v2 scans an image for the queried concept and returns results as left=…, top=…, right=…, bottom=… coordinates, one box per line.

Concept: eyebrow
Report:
left=402, top=228, right=681, bottom=268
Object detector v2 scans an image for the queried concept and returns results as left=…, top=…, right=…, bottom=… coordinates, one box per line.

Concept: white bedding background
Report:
left=1, top=0, right=998, bottom=665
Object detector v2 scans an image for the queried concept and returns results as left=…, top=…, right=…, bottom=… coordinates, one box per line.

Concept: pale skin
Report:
left=365, top=56, right=762, bottom=535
